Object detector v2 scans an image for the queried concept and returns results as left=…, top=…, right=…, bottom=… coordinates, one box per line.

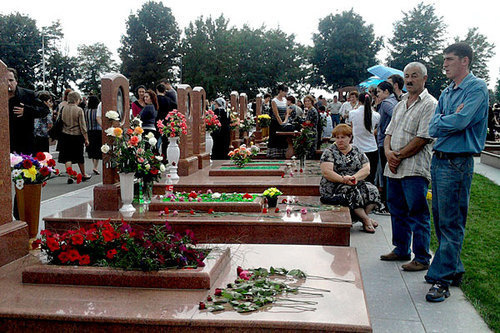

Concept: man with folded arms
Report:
left=380, top=62, right=436, bottom=275
left=425, top=43, right=488, bottom=302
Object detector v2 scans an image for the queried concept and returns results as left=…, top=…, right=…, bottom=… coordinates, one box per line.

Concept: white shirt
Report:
left=349, top=106, right=380, bottom=153
left=339, top=101, right=359, bottom=122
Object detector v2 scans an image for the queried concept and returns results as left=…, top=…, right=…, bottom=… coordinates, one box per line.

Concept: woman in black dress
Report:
left=84, top=95, right=102, bottom=175
left=211, top=97, right=230, bottom=159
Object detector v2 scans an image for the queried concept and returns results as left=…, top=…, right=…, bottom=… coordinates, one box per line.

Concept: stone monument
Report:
left=239, top=93, right=249, bottom=145
left=230, top=91, right=241, bottom=148
left=177, top=84, right=198, bottom=177
left=93, top=73, right=131, bottom=211
left=0, top=60, right=29, bottom=267
left=254, top=95, right=263, bottom=141
left=191, top=87, right=210, bottom=169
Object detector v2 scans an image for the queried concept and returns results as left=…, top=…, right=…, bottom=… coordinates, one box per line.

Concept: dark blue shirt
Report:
left=377, top=94, right=398, bottom=147
left=139, top=104, right=158, bottom=130
left=429, top=73, right=488, bottom=153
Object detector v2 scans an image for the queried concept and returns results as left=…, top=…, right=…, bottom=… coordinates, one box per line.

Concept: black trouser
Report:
left=365, top=150, right=379, bottom=184
left=378, top=146, right=387, bottom=204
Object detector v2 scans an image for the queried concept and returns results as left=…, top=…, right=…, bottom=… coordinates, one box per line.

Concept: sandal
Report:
left=370, top=219, right=379, bottom=228
left=93, top=169, right=100, bottom=175
left=362, top=223, right=376, bottom=234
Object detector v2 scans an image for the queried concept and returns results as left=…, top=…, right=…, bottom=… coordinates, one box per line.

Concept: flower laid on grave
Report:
left=161, top=190, right=258, bottom=203
left=34, top=220, right=208, bottom=271
left=102, top=117, right=151, bottom=173
left=204, top=110, right=221, bottom=133
left=10, top=152, right=59, bottom=190
left=262, top=187, right=283, bottom=198
left=292, top=121, right=316, bottom=160
left=157, top=109, right=188, bottom=137
left=239, top=114, right=255, bottom=135
left=229, top=111, right=240, bottom=131
left=228, top=144, right=259, bottom=168
left=199, top=266, right=335, bottom=313
left=135, top=134, right=166, bottom=183
left=257, top=114, right=271, bottom=128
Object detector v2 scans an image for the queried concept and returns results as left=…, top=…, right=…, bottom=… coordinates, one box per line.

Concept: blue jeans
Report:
left=426, top=155, right=473, bottom=286
left=386, top=176, right=431, bottom=264
left=331, top=114, right=340, bottom=128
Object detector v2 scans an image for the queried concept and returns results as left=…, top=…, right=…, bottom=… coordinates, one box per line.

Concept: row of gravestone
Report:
left=95, top=73, right=265, bottom=211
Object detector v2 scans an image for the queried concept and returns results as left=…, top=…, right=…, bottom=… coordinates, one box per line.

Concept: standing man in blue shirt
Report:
left=425, top=43, right=489, bottom=302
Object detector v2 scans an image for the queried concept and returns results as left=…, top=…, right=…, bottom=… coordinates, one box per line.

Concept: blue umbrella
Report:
left=367, top=65, right=404, bottom=80
left=359, top=76, right=384, bottom=89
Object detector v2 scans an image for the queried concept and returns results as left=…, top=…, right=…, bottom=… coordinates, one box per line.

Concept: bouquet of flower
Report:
left=239, top=114, right=256, bottom=134
left=319, top=110, right=329, bottom=128
left=228, top=144, right=259, bottom=168
left=101, top=117, right=145, bottom=173
left=157, top=109, right=188, bottom=137
left=262, top=187, right=283, bottom=198
left=293, top=121, right=316, bottom=159
left=257, top=114, right=271, bottom=128
left=135, top=132, right=166, bottom=183
left=10, top=152, right=59, bottom=190
left=229, top=112, right=240, bottom=131
left=33, top=221, right=208, bottom=271
left=204, top=110, right=221, bottom=133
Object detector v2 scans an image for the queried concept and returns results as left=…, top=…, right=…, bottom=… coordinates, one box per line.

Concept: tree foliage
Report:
left=77, top=43, right=116, bottom=95
left=119, top=1, right=180, bottom=89
left=454, top=27, right=495, bottom=83
left=0, top=13, right=41, bottom=88
left=45, top=49, right=78, bottom=97
left=387, top=2, right=447, bottom=97
left=311, top=9, right=382, bottom=89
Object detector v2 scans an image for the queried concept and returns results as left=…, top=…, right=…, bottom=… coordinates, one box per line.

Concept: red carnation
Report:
left=67, top=249, right=80, bottom=262
left=199, top=302, right=206, bottom=310
left=262, top=208, right=268, bottom=213
left=207, top=295, right=212, bottom=302
left=71, top=233, right=84, bottom=245
left=79, top=254, right=90, bottom=265
left=106, top=249, right=117, bottom=259
left=41, top=229, right=52, bottom=236
left=299, top=168, right=303, bottom=173
left=242, top=193, right=253, bottom=199
left=237, top=266, right=243, bottom=275
left=190, top=210, right=194, bottom=215
left=275, top=207, right=280, bottom=213
left=151, top=168, right=158, bottom=175
left=55, top=169, right=60, bottom=175
left=76, top=174, right=82, bottom=184
left=46, top=237, right=60, bottom=252
left=281, top=198, right=287, bottom=204
left=164, top=207, right=169, bottom=214
left=188, top=191, right=198, bottom=199
left=40, top=167, right=50, bottom=177
left=22, top=159, right=33, bottom=169
left=102, top=229, right=116, bottom=242
left=208, top=208, right=214, bottom=214
left=47, top=159, right=56, bottom=167
left=42, top=181, right=47, bottom=187
left=121, top=243, right=129, bottom=251
left=214, top=288, right=223, bottom=296
left=31, top=239, right=41, bottom=250
left=36, top=152, right=46, bottom=161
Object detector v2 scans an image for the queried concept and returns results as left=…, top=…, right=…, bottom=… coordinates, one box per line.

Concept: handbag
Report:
left=48, top=106, right=64, bottom=140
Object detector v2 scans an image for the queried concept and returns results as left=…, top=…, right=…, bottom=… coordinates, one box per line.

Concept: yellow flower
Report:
left=134, top=127, right=144, bottom=135
left=113, top=127, right=123, bottom=138
left=23, top=166, right=37, bottom=181
left=426, top=190, right=432, bottom=200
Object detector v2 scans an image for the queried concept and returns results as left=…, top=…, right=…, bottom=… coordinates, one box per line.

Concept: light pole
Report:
left=41, top=32, right=46, bottom=91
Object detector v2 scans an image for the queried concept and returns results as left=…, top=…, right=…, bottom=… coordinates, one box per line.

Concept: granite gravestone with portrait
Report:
left=191, top=87, right=210, bottom=169
left=177, top=85, right=198, bottom=177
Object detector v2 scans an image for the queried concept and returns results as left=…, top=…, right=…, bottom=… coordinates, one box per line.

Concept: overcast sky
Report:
left=2, top=0, right=499, bottom=89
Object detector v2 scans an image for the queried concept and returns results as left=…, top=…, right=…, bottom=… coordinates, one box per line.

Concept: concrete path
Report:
left=35, top=159, right=498, bottom=333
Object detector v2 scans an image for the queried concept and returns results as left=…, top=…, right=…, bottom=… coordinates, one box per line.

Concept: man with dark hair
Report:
left=262, top=93, right=272, bottom=115
left=388, top=74, right=405, bottom=101
left=425, top=42, right=488, bottom=302
left=7, top=68, right=49, bottom=155
left=159, top=78, right=178, bottom=105
left=156, top=83, right=175, bottom=156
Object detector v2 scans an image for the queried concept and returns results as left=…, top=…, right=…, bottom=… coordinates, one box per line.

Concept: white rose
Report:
left=155, top=156, right=163, bottom=161
left=146, top=132, right=154, bottom=139
left=145, top=164, right=151, bottom=170
left=148, top=137, right=157, bottom=146
left=101, top=144, right=110, bottom=153
left=105, top=110, right=120, bottom=121
left=160, top=164, right=166, bottom=172
left=211, top=192, right=221, bottom=199
left=105, top=127, right=115, bottom=136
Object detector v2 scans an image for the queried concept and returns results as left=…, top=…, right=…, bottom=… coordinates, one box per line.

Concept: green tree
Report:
left=387, top=2, right=447, bottom=97
left=311, top=9, right=382, bottom=89
left=495, top=71, right=500, bottom=104
left=45, top=49, right=78, bottom=96
left=77, top=43, right=116, bottom=95
left=0, top=13, right=41, bottom=88
left=119, top=1, right=180, bottom=89
left=454, top=27, right=495, bottom=83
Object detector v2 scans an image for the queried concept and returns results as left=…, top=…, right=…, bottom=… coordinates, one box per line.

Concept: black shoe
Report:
left=67, top=178, right=74, bottom=184
left=82, top=175, right=92, bottom=182
left=426, top=283, right=450, bottom=302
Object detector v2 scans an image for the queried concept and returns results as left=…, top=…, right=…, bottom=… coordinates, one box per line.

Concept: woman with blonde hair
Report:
left=57, top=91, right=91, bottom=184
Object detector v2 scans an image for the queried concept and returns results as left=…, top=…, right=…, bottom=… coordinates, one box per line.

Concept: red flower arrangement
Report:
left=204, top=110, right=221, bottom=133
left=36, top=220, right=208, bottom=271
left=157, top=109, right=188, bottom=137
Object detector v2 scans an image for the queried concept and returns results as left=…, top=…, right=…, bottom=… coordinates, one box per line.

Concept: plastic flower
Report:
left=15, top=179, right=24, bottom=190
left=211, top=192, right=221, bottom=199
left=23, top=166, right=37, bottom=181
left=113, top=127, right=123, bottom=137
left=105, top=110, right=120, bottom=121
left=148, top=137, right=157, bottom=146
left=10, top=153, right=23, bottom=167
left=134, top=127, right=144, bottom=135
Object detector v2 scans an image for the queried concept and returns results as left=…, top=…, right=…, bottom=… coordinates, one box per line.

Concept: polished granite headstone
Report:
left=0, top=60, right=29, bottom=267
left=191, top=87, right=210, bottom=169
left=0, top=244, right=371, bottom=332
left=177, top=85, right=198, bottom=177
left=93, top=73, right=131, bottom=211
left=239, top=93, right=249, bottom=145
left=208, top=164, right=286, bottom=177
left=254, top=95, right=263, bottom=141
left=230, top=91, right=241, bottom=149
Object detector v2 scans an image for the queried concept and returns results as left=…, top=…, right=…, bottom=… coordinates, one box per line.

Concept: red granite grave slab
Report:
left=208, top=165, right=286, bottom=177
left=149, top=196, right=264, bottom=212
left=153, top=161, right=320, bottom=196
left=0, top=221, right=29, bottom=267
left=43, top=196, right=350, bottom=246
left=22, top=247, right=230, bottom=289
left=221, top=160, right=286, bottom=166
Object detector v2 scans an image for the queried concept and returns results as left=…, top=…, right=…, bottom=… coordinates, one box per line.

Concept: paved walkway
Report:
left=35, top=159, right=498, bottom=332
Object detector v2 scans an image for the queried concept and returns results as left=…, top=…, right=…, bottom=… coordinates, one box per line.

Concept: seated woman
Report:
left=320, top=124, right=381, bottom=233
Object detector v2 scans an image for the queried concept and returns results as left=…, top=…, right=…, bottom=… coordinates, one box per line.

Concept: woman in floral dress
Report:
left=320, top=124, right=381, bottom=233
